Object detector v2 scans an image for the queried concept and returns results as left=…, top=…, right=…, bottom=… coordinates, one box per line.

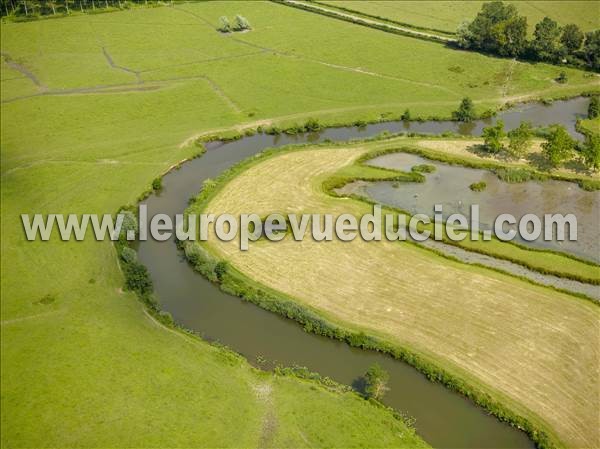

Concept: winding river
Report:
left=138, top=97, right=594, bottom=449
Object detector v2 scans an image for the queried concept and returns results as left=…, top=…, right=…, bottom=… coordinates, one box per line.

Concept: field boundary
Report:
left=272, top=0, right=453, bottom=44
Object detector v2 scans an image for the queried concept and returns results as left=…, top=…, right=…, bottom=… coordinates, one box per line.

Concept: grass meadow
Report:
left=1, top=1, right=598, bottom=447
left=320, top=1, right=600, bottom=34
left=202, top=139, right=600, bottom=449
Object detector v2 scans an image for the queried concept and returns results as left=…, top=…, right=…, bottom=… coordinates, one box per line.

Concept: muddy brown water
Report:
left=138, top=98, right=593, bottom=448
left=341, top=152, right=600, bottom=263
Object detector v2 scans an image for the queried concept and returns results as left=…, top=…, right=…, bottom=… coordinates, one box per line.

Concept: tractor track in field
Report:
left=1, top=51, right=47, bottom=90
left=102, top=46, right=143, bottom=84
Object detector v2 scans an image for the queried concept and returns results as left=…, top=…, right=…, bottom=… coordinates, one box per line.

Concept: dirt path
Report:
left=282, top=0, right=455, bottom=43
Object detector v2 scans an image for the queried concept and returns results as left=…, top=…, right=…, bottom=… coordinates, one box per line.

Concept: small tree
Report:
left=580, top=132, right=600, bottom=171
left=507, top=122, right=533, bottom=159
left=217, top=16, right=231, bottom=33
left=541, top=125, right=575, bottom=168
left=233, top=15, right=251, bottom=31
left=556, top=71, right=568, bottom=84
left=401, top=109, right=411, bottom=121
left=588, top=96, right=600, bottom=119
left=364, top=363, right=389, bottom=401
left=482, top=120, right=505, bottom=153
left=453, top=97, right=475, bottom=122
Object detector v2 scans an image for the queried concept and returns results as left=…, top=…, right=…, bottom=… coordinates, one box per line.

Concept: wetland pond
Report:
left=138, top=97, right=596, bottom=449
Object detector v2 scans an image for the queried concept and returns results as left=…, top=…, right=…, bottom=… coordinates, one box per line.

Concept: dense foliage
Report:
left=457, top=1, right=599, bottom=70
left=482, top=120, right=505, bottom=153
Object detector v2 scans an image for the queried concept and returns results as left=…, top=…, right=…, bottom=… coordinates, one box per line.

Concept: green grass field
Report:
left=1, top=1, right=598, bottom=447
left=201, top=139, right=600, bottom=449
left=319, top=1, right=600, bottom=34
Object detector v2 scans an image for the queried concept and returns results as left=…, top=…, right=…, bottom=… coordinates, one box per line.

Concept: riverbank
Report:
left=189, top=137, right=598, bottom=449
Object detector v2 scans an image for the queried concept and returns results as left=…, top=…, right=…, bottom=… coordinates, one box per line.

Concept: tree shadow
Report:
left=351, top=375, right=367, bottom=397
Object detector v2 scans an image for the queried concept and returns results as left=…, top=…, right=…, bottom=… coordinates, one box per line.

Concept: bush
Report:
left=118, top=210, right=138, bottom=241
left=541, top=125, right=576, bottom=168
left=411, top=164, right=436, bottom=173
left=507, top=122, right=533, bottom=159
left=120, top=246, right=138, bottom=264
left=152, top=177, right=162, bottom=191
left=588, top=95, right=600, bottom=119
left=401, top=109, right=411, bottom=121
left=482, top=120, right=505, bottom=153
left=304, top=117, right=321, bottom=132
left=364, top=363, right=389, bottom=400
left=217, top=16, right=231, bottom=33
left=124, top=261, right=153, bottom=296
left=214, top=261, right=229, bottom=282
left=233, top=15, right=251, bottom=31
left=452, top=97, right=475, bottom=122
left=469, top=181, right=487, bottom=191
left=555, top=71, right=568, bottom=84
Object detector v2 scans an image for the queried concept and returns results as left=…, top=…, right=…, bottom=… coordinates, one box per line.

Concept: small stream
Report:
left=138, top=97, right=595, bottom=449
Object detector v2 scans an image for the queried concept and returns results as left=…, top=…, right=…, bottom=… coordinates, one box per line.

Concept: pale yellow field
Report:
left=204, top=143, right=600, bottom=449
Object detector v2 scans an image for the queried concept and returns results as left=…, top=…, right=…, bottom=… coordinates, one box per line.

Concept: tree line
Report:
left=0, top=0, right=161, bottom=17
left=456, top=1, right=599, bottom=71
left=474, top=98, right=600, bottom=171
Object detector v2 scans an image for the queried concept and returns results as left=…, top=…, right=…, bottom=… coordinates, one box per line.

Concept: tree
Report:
left=507, top=122, right=533, bottom=159
left=582, top=30, right=600, bottom=70
left=453, top=97, right=475, bottom=122
left=589, top=96, right=600, bottom=119
left=561, top=24, right=584, bottom=53
left=217, top=16, right=231, bottom=33
left=580, top=132, right=600, bottom=171
left=233, top=14, right=251, bottom=31
left=482, top=120, right=505, bottom=153
left=461, top=2, right=527, bottom=56
left=364, top=363, right=389, bottom=401
left=531, top=17, right=562, bottom=62
left=541, top=125, right=575, bottom=168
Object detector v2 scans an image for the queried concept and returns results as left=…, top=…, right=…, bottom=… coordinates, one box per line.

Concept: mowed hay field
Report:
left=203, top=142, right=600, bottom=449
left=320, top=1, right=600, bottom=34
left=1, top=1, right=598, bottom=446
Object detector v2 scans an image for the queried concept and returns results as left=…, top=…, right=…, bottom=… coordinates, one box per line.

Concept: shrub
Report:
left=152, top=177, right=162, bottom=191
left=217, top=16, right=231, bottom=33
left=588, top=95, right=600, bottom=119
left=580, top=132, right=600, bottom=171
left=469, top=181, right=487, bottom=192
left=541, top=125, right=576, bottom=168
left=214, top=261, right=229, bottom=282
left=304, top=117, right=321, bottom=132
left=401, top=109, right=411, bottom=121
left=507, top=122, right=533, bottom=159
left=120, top=246, right=138, bottom=264
left=482, top=120, right=505, bottom=153
left=364, top=363, right=390, bottom=400
left=124, top=261, right=153, bottom=296
left=233, top=15, right=251, bottom=31
left=411, top=164, right=436, bottom=173
left=555, top=71, right=568, bottom=84
left=118, top=210, right=138, bottom=241
left=452, top=97, right=475, bottom=122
